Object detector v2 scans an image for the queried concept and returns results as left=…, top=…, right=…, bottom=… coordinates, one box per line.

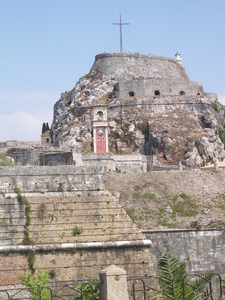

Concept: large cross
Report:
left=111, top=14, right=130, bottom=53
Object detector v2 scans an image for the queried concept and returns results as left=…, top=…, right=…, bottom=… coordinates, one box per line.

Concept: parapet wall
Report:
left=0, top=165, right=103, bottom=193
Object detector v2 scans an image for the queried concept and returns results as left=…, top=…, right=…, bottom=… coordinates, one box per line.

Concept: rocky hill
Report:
left=51, top=52, right=225, bottom=167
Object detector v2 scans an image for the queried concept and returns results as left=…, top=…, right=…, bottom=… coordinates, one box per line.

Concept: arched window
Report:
left=129, top=91, right=134, bottom=97
left=180, top=91, right=185, bottom=95
left=97, top=111, right=103, bottom=120
left=197, top=92, right=200, bottom=95
left=154, top=90, right=160, bottom=96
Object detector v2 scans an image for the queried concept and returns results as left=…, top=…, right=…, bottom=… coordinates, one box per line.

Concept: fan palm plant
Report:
left=157, top=253, right=215, bottom=300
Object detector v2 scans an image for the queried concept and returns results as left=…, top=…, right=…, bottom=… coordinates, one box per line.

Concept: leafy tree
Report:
left=19, top=269, right=51, bottom=300
left=157, top=253, right=214, bottom=299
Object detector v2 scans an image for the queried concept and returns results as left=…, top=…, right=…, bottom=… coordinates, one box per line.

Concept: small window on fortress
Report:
left=197, top=92, right=200, bottom=95
left=46, top=138, right=50, bottom=143
left=154, top=90, right=160, bottom=96
left=180, top=91, right=185, bottom=95
left=97, top=111, right=103, bottom=120
left=129, top=91, right=134, bottom=97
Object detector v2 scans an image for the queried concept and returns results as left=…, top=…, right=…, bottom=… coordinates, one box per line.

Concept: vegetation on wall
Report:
left=138, top=123, right=149, bottom=141
left=15, top=185, right=35, bottom=271
left=72, top=226, right=83, bottom=236
left=15, top=186, right=33, bottom=245
left=211, top=101, right=219, bottom=112
left=219, top=128, right=225, bottom=149
left=0, top=153, right=14, bottom=166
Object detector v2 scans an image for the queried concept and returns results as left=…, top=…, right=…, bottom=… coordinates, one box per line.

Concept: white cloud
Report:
left=0, top=90, right=59, bottom=142
left=218, top=95, right=225, bottom=105
left=0, top=110, right=52, bottom=142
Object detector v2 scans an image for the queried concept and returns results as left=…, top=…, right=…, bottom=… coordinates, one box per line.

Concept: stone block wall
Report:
left=6, top=149, right=74, bottom=167
left=92, top=53, right=189, bottom=81
left=0, top=166, right=154, bottom=288
left=144, top=229, right=225, bottom=274
left=117, top=79, right=204, bottom=98
left=0, top=166, right=103, bottom=193
left=6, top=148, right=39, bottom=166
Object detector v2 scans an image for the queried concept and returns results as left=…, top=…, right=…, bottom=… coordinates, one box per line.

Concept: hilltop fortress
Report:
left=51, top=52, right=225, bottom=167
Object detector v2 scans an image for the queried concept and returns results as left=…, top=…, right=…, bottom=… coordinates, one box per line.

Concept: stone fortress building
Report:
left=51, top=51, right=225, bottom=167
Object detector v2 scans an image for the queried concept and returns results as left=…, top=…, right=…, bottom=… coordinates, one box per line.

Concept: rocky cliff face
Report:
left=51, top=53, right=225, bottom=167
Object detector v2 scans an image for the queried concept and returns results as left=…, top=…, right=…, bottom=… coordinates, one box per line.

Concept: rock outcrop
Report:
left=51, top=52, right=225, bottom=167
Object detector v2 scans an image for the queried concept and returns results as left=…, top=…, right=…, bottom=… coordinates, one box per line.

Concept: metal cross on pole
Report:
left=111, top=14, right=130, bottom=53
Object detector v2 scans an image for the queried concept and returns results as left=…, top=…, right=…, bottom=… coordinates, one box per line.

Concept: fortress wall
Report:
left=0, top=246, right=153, bottom=286
left=117, top=79, right=204, bottom=98
left=144, top=229, right=225, bottom=274
left=0, top=166, right=154, bottom=287
left=108, top=96, right=212, bottom=117
left=0, top=166, right=103, bottom=193
left=92, top=53, right=189, bottom=81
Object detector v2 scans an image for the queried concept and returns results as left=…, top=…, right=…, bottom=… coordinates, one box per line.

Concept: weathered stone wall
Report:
left=0, top=166, right=154, bottom=287
left=6, top=148, right=39, bottom=166
left=0, top=246, right=152, bottom=286
left=144, top=229, right=225, bottom=274
left=5, top=150, right=157, bottom=172
left=82, top=153, right=152, bottom=172
left=6, top=148, right=74, bottom=167
left=92, top=53, right=189, bottom=81
left=39, top=151, right=73, bottom=166
left=0, top=166, right=103, bottom=193
left=117, top=79, right=204, bottom=98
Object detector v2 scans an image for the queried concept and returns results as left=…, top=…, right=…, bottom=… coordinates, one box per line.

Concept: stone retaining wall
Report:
left=0, top=166, right=154, bottom=286
left=143, top=229, right=225, bottom=274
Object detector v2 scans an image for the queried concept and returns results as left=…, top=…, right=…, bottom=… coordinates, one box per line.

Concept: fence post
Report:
left=99, top=265, right=129, bottom=300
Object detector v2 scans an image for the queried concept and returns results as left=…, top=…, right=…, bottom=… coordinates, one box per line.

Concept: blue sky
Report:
left=0, top=0, right=225, bottom=141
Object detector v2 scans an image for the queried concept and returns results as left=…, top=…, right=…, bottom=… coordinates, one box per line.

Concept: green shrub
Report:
left=138, top=123, right=148, bottom=134
left=219, top=128, right=225, bottom=149
left=0, top=153, right=14, bottom=166
left=142, top=192, right=156, bottom=200
left=72, top=226, right=83, bottom=236
left=19, top=269, right=50, bottom=300
left=73, top=278, right=99, bottom=300
left=180, top=192, right=189, bottom=199
left=126, top=208, right=136, bottom=222
left=206, top=157, right=210, bottom=164
left=132, top=192, right=140, bottom=200
left=212, top=102, right=219, bottom=112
